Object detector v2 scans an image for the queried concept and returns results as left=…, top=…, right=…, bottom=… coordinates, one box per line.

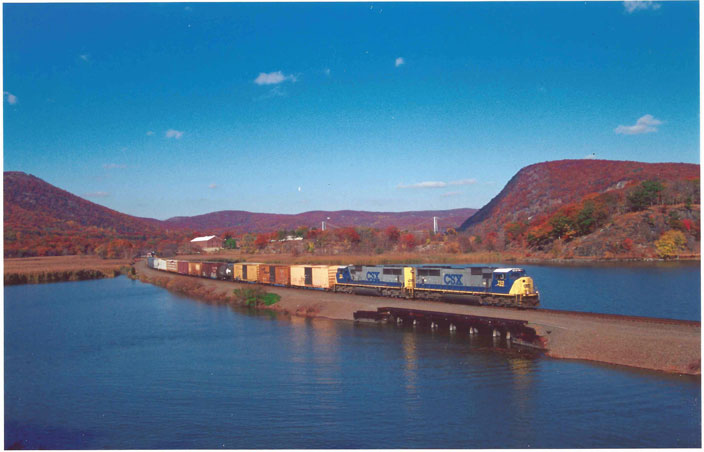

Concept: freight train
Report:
left=146, top=257, right=540, bottom=308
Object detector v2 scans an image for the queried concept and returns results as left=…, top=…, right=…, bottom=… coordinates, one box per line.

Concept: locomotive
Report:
left=334, top=264, right=539, bottom=307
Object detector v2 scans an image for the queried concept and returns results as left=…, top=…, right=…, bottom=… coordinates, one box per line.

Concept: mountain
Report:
left=458, top=159, right=700, bottom=234
left=4, top=171, right=176, bottom=257
left=4, top=172, right=162, bottom=234
left=4, top=171, right=477, bottom=257
left=163, top=208, right=477, bottom=233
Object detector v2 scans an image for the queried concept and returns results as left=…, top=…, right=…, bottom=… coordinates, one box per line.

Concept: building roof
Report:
left=190, top=235, right=219, bottom=242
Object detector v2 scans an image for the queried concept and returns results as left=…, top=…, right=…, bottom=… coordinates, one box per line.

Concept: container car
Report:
left=177, top=260, right=189, bottom=275
left=166, top=260, right=178, bottom=273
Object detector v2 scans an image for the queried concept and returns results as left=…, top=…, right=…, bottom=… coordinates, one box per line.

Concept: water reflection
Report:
left=506, top=356, right=537, bottom=442
left=402, top=332, right=418, bottom=397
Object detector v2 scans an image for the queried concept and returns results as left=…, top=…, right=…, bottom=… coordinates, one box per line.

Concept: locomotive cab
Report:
left=492, top=268, right=538, bottom=298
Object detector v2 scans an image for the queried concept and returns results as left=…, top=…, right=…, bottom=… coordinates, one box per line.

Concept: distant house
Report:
left=190, top=235, right=223, bottom=252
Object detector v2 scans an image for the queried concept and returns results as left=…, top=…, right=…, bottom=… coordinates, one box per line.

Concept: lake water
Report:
left=523, top=261, right=700, bottom=320
left=4, top=265, right=701, bottom=449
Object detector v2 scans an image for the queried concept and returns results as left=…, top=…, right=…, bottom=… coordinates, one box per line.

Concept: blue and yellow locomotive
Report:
left=335, top=264, right=539, bottom=308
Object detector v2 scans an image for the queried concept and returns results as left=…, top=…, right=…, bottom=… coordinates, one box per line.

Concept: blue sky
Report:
left=3, top=1, right=699, bottom=220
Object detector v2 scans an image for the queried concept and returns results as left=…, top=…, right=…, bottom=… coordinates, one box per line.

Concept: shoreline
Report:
left=4, top=256, right=133, bottom=285
left=133, top=261, right=701, bottom=376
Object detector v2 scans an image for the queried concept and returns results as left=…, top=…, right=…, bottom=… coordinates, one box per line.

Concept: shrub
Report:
left=655, top=230, right=687, bottom=258
left=399, top=233, right=416, bottom=250
left=233, top=287, right=281, bottom=307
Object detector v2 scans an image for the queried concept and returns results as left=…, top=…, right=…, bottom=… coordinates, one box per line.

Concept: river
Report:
left=4, top=263, right=701, bottom=448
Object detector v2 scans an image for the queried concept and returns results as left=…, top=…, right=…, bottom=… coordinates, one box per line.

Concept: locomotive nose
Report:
left=509, top=276, right=537, bottom=296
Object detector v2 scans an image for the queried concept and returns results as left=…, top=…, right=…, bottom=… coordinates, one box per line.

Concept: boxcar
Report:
left=166, top=260, right=178, bottom=273
left=188, top=262, right=201, bottom=276
left=177, top=261, right=189, bottom=275
left=201, top=262, right=219, bottom=279
left=290, top=265, right=337, bottom=289
left=147, top=257, right=155, bottom=269
left=233, top=263, right=261, bottom=282
left=258, top=264, right=290, bottom=286
left=156, top=258, right=167, bottom=271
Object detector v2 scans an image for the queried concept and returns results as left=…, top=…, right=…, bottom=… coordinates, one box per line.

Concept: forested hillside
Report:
left=4, top=172, right=192, bottom=257
left=456, top=160, right=700, bottom=259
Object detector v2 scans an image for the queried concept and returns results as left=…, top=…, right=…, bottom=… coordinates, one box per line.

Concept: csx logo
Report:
left=444, top=274, right=463, bottom=285
left=366, top=271, right=380, bottom=282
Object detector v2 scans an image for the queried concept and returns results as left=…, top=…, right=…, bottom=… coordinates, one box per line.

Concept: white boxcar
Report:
left=290, top=265, right=338, bottom=289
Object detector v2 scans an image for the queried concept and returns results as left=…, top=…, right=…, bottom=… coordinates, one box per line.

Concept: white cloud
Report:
left=103, top=163, right=126, bottom=169
left=324, top=68, right=331, bottom=76
left=614, top=114, right=663, bottom=135
left=208, top=183, right=218, bottom=189
left=146, top=130, right=154, bottom=136
left=165, top=129, right=184, bottom=139
left=79, top=54, right=90, bottom=62
left=623, top=1, right=661, bottom=13
left=84, top=191, right=110, bottom=198
left=584, top=153, right=597, bottom=159
left=395, top=57, right=405, bottom=67
left=448, top=178, right=477, bottom=186
left=254, top=71, right=298, bottom=85
left=4, top=92, right=17, bottom=105
left=398, top=181, right=447, bottom=189
left=398, top=178, right=477, bottom=189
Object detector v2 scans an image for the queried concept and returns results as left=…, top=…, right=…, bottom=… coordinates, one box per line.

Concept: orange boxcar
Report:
left=257, top=264, right=291, bottom=286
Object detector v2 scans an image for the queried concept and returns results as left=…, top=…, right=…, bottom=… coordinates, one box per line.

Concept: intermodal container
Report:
left=177, top=261, right=189, bottom=275
left=156, top=258, right=167, bottom=271
left=147, top=257, right=155, bottom=269
left=188, top=262, right=201, bottom=276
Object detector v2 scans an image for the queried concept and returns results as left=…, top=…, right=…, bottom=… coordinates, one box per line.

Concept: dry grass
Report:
left=4, top=255, right=133, bottom=285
